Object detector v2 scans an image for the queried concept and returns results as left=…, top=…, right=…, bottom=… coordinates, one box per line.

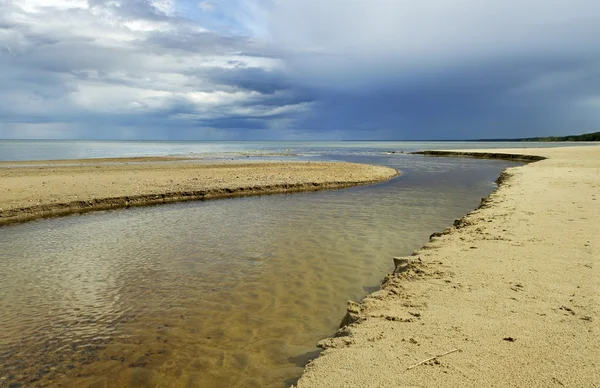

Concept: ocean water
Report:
left=0, top=139, right=589, bottom=162
left=0, top=141, right=551, bottom=387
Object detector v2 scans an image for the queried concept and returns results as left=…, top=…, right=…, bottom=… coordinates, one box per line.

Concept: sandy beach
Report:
left=0, top=159, right=399, bottom=226
left=296, top=145, right=599, bottom=387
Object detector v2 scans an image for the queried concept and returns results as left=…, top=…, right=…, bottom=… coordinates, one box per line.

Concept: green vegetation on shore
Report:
left=481, top=131, right=600, bottom=142
left=519, top=131, right=600, bottom=142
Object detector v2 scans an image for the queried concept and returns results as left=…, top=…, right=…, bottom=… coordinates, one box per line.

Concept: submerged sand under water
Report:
left=0, top=155, right=518, bottom=387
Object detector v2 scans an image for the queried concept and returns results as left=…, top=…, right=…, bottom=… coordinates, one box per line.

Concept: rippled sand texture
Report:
left=0, top=155, right=517, bottom=387
left=0, top=159, right=398, bottom=225
left=296, top=146, right=600, bottom=388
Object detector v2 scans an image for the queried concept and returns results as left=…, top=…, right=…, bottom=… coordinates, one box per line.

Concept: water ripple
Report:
left=0, top=155, right=518, bottom=387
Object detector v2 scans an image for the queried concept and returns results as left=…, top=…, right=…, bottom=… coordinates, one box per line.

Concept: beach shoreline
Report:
left=411, top=150, right=547, bottom=162
left=296, top=145, right=600, bottom=387
left=0, top=158, right=399, bottom=226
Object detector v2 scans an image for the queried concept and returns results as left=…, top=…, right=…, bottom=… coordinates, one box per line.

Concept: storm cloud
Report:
left=1, top=0, right=599, bottom=139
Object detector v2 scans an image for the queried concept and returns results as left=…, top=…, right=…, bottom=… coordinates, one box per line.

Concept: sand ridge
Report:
left=0, top=159, right=399, bottom=226
left=296, top=145, right=600, bottom=387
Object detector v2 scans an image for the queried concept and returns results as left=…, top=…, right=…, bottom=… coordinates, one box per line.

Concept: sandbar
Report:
left=0, top=158, right=399, bottom=226
left=296, top=145, right=599, bottom=387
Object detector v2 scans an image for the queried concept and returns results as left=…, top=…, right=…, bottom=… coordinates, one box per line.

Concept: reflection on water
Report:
left=0, top=155, right=518, bottom=387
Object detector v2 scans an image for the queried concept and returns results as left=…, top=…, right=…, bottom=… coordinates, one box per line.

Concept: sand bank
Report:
left=0, top=156, right=195, bottom=165
left=0, top=158, right=399, bottom=226
left=412, top=150, right=546, bottom=162
left=297, top=145, right=599, bottom=387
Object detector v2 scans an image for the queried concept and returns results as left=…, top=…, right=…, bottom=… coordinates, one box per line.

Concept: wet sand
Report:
left=0, top=158, right=399, bottom=226
left=297, top=145, right=600, bottom=387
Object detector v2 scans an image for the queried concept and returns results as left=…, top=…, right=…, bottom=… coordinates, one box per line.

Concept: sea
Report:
left=0, top=140, right=588, bottom=387
left=0, top=139, right=584, bottom=162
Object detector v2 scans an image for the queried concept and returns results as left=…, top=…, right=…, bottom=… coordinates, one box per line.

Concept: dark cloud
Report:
left=1, top=0, right=599, bottom=140
left=264, top=0, right=600, bottom=138
left=287, top=53, right=600, bottom=139
left=204, top=67, right=289, bottom=94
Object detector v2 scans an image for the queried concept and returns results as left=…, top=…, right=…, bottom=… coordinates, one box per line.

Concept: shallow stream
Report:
left=0, top=153, right=518, bottom=387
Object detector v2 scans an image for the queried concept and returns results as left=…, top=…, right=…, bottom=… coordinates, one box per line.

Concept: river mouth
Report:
left=0, top=154, right=519, bottom=387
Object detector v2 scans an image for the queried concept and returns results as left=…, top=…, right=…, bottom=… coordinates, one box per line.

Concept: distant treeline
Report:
left=479, top=131, right=600, bottom=142
left=519, top=131, right=600, bottom=142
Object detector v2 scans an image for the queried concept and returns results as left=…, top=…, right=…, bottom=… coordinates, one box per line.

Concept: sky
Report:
left=1, top=0, right=599, bottom=140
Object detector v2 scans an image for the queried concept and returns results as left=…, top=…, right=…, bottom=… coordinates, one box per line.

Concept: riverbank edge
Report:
left=344, top=149, right=544, bottom=320
left=294, top=148, right=562, bottom=387
left=0, top=163, right=400, bottom=227
left=411, top=150, right=546, bottom=162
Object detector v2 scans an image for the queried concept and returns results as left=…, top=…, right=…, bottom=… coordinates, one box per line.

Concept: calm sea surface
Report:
left=0, top=141, right=573, bottom=387
left=0, top=139, right=588, bottom=162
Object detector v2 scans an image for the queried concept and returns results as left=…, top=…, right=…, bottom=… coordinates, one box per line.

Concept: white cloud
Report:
left=18, top=0, right=88, bottom=13
left=198, top=1, right=214, bottom=13
left=0, top=0, right=292, bottom=137
left=151, top=0, right=176, bottom=15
